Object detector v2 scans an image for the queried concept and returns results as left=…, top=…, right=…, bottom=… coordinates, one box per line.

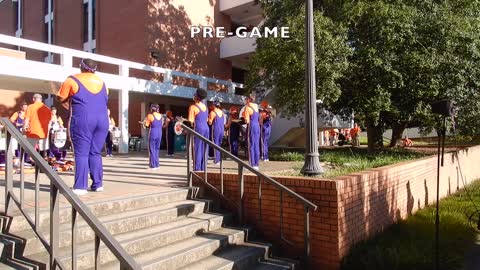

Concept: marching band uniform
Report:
left=57, top=59, right=108, bottom=195
left=188, top=88, right=209, bottom=171
left=260, top=101, right=272, bottom=162
left=242, top=95, right=261, bottom=170
left=144, top=105, right=163, bottom=169
left=226, top=107, right=240, bottom=157
left=208, top=100, right=224, bottom=165
left=105, top=111, right=115, bottom=157
left=164, top=111, right=175, bottom=157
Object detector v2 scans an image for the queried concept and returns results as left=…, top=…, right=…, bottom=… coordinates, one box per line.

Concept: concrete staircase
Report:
left=0, top=188, right=296, bottom=269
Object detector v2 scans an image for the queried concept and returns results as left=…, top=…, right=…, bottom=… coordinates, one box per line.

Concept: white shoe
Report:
left=92, top=187, right=104, bottom=192
left=263, top=159, right=269, bottom=162
left=72, top=189, right=88, bottom=196
left=151, top=167, right=160, bottom=170
left=253, top=166, right=259, bottom=170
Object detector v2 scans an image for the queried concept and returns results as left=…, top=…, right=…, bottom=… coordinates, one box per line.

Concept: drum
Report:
left=174, top=121, right=184, bottom=135
left=53, top=128, right=67, bottom=148
left=110, top=127, right=122, bottom=146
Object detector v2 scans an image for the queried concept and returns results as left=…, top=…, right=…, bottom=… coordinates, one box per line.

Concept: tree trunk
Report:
left=389, top=122, right=408, bottom=147
left=366, top=123, right=384, bottom=152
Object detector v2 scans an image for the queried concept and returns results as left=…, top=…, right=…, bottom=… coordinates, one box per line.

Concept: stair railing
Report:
left=0, top=118, right=140, bottom=270
left=181, top=122, right=318, bottom=267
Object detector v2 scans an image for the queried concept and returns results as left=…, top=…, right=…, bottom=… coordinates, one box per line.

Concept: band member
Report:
left=24, top=94, right=52, bottom=159
left=48, top=107, right=66, bottom=160
left=225, top=106, right=240, bottom=157
left=186, top=88, right=209, bottom=171
left=208, top=100, right=225, bottom=165
left=207, top=102, right=215, bottom=159
left=105, top=109, right=116, bottom=157
left=164, top=110, right=175, bottom=157
left=57, top=58, right=108, bottom=195
left=242, top=93, right=261, bottom=170
left=144, top=104, right=163, bottom=169
left=10, top=102, right=28, bottom=158
left=259, top=101, right=272, bottom=162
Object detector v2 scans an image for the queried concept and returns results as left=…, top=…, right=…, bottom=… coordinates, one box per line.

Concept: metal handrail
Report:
left=1, top=118, right=140, bottom=270
left=181, top=122, right=317, bottom=266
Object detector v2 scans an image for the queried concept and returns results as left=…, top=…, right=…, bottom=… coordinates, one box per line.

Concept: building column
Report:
left=118, top=89, right=129, bottom=153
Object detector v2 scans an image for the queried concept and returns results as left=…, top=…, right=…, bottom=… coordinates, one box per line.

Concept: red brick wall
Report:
left=199, top=145, right=480, bottom=270
left=194, top=174, right=340, bottom=269
left=55, top=0, right=83, bottom=51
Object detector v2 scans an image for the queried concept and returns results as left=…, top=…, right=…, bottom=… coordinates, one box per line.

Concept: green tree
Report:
left=247, top=1, right=351, bottom=116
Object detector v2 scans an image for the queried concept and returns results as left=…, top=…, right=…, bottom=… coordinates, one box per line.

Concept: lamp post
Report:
left=301, top=0, right=323, bottom=176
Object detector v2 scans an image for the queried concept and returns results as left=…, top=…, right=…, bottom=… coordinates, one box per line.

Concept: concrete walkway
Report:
left=0, top=150, right=299, bottom=211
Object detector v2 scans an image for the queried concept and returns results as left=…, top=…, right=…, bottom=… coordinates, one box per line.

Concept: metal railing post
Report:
left=5, top=132, right=13, bottom=214
left=50, top=183, right=60, bottom=269
left=20, top=147, right=25, bottom=209
left=304, top=205, right=311, bottom=269
left=238, top=164, right=244, bottom=224
left=186, top=134, right=192, bottom=187
left=35, top=165, right=40, bottom=229
left=220, top=152, right=224, bottom=195
left=72, top=207, right=77, bottom=270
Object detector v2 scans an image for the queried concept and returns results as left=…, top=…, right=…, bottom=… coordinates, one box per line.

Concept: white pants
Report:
left=27, top=138, right=49, bottom=151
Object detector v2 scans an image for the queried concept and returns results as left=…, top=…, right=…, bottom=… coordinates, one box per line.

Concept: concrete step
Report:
left=84, top=227, right=246, bottom=270
left=0, top=233, right=42, bottom=270
left=253, top=262, right=292, bottom=270
left=28, top=212, right=230, bottom=268
left=178, top=243, right=271, bottom=270
left=17, top=199, right=211, bottom=256
left=9, top=188, right=191, bottom=233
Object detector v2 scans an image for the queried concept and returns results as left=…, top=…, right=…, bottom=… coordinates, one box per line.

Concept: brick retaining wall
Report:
left=195, top=145, right=480, bottom=270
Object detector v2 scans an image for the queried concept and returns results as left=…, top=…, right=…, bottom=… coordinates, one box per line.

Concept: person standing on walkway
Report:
left=225, top=106, right=240, bottom=157
left=208, top=100, right=225, bottom=165
left=105, top=109, right=116, bottom=157
left=187, top=88, right=209, bottom=171
left=24, top=94, right=51, bottom=159
left=10, top=102, right=28, bottom=159
left=144, top=104, right=163, bottom=169
left=164, top=110, right=175, bottom=157
left=350, top=123, right=361, bottom=147
left=259, top=101, right=272, bottom=162
left=242, top=93, right=261, bottom=170
left=57, top=58, right=108, bottom=195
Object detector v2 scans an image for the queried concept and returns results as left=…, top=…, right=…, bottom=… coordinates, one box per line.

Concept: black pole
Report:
left=435, top=117, right=446, bottom=270
left=301, top=0, right=323, bottom=176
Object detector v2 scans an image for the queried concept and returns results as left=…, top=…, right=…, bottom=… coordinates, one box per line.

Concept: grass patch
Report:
left=341, top=180, right=480, bottom=270
left=270, top=148, right=427, bottom=177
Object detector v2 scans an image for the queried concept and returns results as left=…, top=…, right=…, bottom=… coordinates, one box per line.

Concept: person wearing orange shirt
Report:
left=186, top=88, right=209, bottom=171
left=48, top=107, right=66, bottom=160
left=10, top=102, right=28, bottom=159
left=144, top=104, right=163, bottom=169
left=105, top=109, right=116, bottom=157
left=24, top=94, right=52, bottom=158
left=350, top=123, right=361, bottom=147
left=57, top=58, right=108, bottom=195
left=242, top=93, right=261, bottom=170
left=402, top=136, right=413, bottom=147
left=208, top=100, right=225, bottom=165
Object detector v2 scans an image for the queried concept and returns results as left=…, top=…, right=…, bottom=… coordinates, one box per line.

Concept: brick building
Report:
left=0, top=0, right=261, bottom=144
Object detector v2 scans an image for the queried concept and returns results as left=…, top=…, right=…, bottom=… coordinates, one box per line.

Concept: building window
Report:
left=83, top=0, right=96, bottom=52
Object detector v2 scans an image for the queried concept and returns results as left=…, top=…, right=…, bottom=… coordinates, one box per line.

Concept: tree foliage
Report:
left=248, top=0, right=480, bottom=151
left=247, top=1, right=351, bottom=116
